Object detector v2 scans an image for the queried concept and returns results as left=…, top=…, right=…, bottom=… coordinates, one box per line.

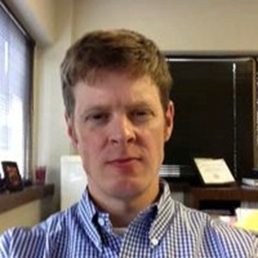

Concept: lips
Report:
left=106, top=157, right=141, bottom=166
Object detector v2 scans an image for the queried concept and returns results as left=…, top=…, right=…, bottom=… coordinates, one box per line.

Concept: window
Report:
left=0, top=3, right=34, bottom=178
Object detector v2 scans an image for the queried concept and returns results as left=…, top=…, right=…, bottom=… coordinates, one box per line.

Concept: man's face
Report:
left=66, top=72, right=174, bottom=204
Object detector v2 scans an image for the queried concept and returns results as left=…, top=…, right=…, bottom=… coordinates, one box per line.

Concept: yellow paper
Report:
left=234, top=209, right=258, bottom=233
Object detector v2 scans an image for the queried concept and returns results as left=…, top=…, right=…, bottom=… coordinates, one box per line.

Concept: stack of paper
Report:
left=242, top=177, right=258, bottom=187
left=159, top=165, right=180, bottom=178
left=242, top=168, right=258, bottom=188
left=234, top=208, right=258, bottom=233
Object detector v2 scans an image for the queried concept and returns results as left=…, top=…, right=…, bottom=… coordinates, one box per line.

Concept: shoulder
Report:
left=0, top=204, right=78, bottom=257
left=172, top=201, right=258, bottom=256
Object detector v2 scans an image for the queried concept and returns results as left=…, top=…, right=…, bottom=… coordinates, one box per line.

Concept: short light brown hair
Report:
left=60, top=29, right=172, bottom=116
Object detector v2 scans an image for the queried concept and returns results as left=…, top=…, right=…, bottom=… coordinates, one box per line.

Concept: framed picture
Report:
left=1, top=161, right=23, bottom=191
left=193, top=158, right=236, bottom=186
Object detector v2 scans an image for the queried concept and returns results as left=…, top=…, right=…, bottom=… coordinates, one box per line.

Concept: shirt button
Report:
left=98, top=217, right=105, bottom=226
left=151, top=238, right=159, bottom=246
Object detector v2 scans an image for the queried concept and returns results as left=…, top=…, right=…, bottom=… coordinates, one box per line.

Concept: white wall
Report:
left=6, top=0, right=56, bottom=45
left=73, top=0, right=258, bottom=54
left=33, top=0, right=74, bottom=210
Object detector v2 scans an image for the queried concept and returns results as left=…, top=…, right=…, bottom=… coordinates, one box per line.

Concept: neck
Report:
left=88, top=180, right=160, bottom=227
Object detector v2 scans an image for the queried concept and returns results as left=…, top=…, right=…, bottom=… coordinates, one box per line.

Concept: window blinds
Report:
left=0, top=3, right=34, bottom=178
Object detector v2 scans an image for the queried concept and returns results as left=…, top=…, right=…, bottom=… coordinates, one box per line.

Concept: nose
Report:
left=109, top=115, right=136, bottom=145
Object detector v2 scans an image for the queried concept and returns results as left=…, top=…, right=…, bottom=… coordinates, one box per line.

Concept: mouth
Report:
left=107, top=157, right=141, bottom=166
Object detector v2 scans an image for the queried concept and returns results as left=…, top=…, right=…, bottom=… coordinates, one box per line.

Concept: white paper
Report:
left=194, top=158, right=235, bottom=184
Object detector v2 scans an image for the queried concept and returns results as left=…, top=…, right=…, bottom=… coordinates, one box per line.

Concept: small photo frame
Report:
left=1, top=161, right=23, bottom=191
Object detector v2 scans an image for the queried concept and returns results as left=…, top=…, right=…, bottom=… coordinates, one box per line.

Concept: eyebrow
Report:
left=79, top=100, right=155, bottom=117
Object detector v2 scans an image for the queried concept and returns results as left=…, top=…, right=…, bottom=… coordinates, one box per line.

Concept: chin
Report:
left=108, top=178, right=147, bottom=199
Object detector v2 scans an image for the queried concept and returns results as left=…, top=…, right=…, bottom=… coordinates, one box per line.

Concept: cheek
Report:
left=76, top=130, right=105, bottom=159
left=143, top=125, right=166, bottom=153
left=151, top=118, right=169, bottom=142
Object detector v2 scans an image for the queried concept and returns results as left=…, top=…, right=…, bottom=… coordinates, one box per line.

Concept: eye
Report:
left=134, top=110, right=149, bottom=117
left=85, top=112, right=110, bottom=125
left=130, top=109, right=153, bottom=122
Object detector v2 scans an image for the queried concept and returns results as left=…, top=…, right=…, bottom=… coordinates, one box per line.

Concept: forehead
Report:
left=73, top=73, right=161, bottom=107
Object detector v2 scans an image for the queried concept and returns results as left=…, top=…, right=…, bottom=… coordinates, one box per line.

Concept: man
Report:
left=0, top=29, right=257, bottom=257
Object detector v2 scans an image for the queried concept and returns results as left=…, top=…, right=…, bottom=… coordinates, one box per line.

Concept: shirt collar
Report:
left=77, top=188, right=103, bottom=251
left=149, top=180, right=175, bottom=245
left=77, top=180, right=175, bottom=248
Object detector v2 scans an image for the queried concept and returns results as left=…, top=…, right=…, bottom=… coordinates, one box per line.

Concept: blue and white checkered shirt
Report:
left=0, top=181, right=258, bottom=257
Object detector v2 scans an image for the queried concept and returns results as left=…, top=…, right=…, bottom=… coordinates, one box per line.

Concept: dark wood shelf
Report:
left=0, top=184, right=54, bottom=214
left=190, top=186, right=258, bottom=209
left=167, top=181, right=191, bottom=192
left=164, top=179, right=258, bottom=211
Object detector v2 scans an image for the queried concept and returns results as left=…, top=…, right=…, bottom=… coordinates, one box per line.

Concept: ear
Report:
left=164, top=101, right=174, bottom=142
left=65, top=113, right=78, bottom=149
